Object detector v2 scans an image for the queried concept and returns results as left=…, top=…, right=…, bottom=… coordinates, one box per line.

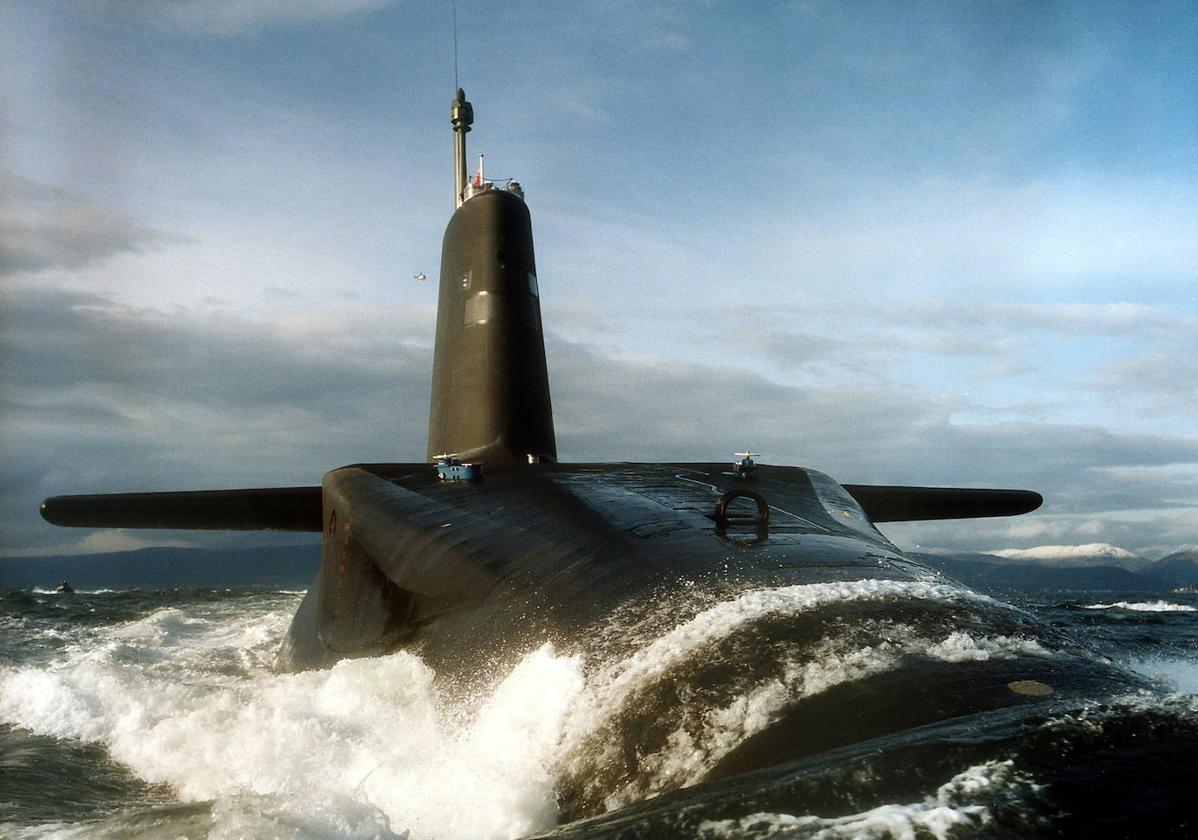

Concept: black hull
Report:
left=278, top=462, right=1151, bottom=821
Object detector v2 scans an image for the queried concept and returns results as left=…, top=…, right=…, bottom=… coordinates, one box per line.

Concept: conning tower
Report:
left=427, top=89, right=557, bottom=465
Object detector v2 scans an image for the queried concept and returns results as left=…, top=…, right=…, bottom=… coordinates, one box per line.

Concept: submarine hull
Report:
left=278, top=461, right=1152, bottom=820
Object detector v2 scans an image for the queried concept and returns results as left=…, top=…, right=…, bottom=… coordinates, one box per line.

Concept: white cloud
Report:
left=867, top=300, right=1186, bottom=337
left=99, top=0, right=396, bottom=36
left=884, top=505, right=1198, bottom=560
left=756, top=178, right=1198, bottom=296
left=591, top=0, right=699, bottom=54
left=0, top=170, right=174, bottom=275
left=1089, top=351, right=1198, bottom=411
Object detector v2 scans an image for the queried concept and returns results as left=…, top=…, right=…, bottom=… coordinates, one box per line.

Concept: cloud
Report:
left=752, top=178, right=1198, bottom=297
left=548, top=337, right=1198, bottom=488
left=1089, top=351, right=1198, bottom=413
left=549, top=338, right=1198, bottom=557
left=723, top=325, right=1019, bottom=386
left=0, top=282, right=432, bottom=553
left=863, top=300, right=1190, bottom=339
left=591, top=0, right=699, bottom=53
left=94, top=0, right=395, bottom=36
left=4, top=287, right=1197, bottom=557
left=884, top=507, right=1198, bottom=562
left=582, top=296, right=1193, bottom=433
left=0, top=171, right=173, bottom=276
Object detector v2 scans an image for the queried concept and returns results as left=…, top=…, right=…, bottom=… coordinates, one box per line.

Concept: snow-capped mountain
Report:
left=987, top=543, right=1149, bottom=572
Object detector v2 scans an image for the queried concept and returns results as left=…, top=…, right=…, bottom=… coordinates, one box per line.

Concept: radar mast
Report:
left=450, top=88, right=473, bottom=207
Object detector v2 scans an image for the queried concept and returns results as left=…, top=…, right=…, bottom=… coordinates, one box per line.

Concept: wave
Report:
left=0, top=597, right=584, bottom=839
left=696, top=760, right=1030, bottom=839
left=0, top=580, right=1050, bottom=837
left=1082, top=601, right=1196, bottom=613
left=616, top=630, right=1047, bottom=795
left=3, top=580, right=1184, bottom=837
left=556, top=580, right=1054, bottom=812
left=1128, top=656, right=1198, bottom=695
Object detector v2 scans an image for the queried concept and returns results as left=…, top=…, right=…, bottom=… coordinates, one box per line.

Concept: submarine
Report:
left=40, top=92, right=1198, bottom=836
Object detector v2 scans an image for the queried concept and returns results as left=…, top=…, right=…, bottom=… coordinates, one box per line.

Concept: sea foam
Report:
left=556, top=580, right=1050, bottom=811
left=696, top=760, right=1029, bottom=839
left=0, top=597, right=583, bottom=840
left=1082, top=601, right=1196, bottom=613
left=1128, top=656, right=1198, bottom=695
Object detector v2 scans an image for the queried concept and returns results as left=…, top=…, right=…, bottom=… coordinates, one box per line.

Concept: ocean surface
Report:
left=1, top=583, right=1195, bottom=839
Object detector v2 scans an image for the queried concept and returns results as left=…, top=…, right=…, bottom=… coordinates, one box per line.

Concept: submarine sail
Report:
left=427, top=90, right=555, bottom=466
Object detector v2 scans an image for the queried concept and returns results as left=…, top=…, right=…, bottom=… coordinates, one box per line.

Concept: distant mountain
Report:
left=986, top=543, right=1149, bottom=572
left=913, top=551, right=1168, bottom=594
left=1142, top=548, right=1198, bottom=588
left=0, top=544, right=321, bottom=590
left=4, top=541, right=1195, bottom=594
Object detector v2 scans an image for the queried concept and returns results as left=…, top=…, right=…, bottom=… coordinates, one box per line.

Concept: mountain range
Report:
left=916, top=545, right=1198, bottom=593
left=985, top=543, right=1151, bottom=571
left=1, top=543, right=1195, bottom=593
left=0, top=544, right=321, bottom=590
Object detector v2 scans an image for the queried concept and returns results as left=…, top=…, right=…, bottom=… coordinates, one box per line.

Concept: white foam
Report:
left=1127, top=656, right=1198, bottom=695
left=0, top=580, right=1060, bottom=834
left=569, top=580, right=993, bottom=734
left=697, top=760, right=1026, bottom=839
left=557, top=581, right=1040, bottom=810
left=924, top=631, right=1050, bottom=663
left=1082, top=601, right=1196, bottom=612
left=627, top=630, right=1050, bottom=799
left=0, top=599, right=584, bottom=840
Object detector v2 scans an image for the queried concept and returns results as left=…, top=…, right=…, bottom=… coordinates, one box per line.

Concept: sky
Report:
left=1, top=0, right=1196, bottom=558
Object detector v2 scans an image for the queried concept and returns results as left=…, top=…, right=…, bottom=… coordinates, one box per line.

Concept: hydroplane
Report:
left=40, top=91, right=1198, bottom=836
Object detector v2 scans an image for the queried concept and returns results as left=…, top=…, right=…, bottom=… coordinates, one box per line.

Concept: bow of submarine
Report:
left=276, top=458, right=1141, bottom=820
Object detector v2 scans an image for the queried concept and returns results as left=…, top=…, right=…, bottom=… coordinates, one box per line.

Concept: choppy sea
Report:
left=1, top=584, right=1195, bottom=839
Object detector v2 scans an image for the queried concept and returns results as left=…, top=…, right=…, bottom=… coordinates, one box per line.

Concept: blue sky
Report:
left=1, top=0, right=1196, bottom=557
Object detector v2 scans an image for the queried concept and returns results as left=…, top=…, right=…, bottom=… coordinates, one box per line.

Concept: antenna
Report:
left=451, top=89, right=474, bottom=208
left=448, top=1, right=478, bottom=207
left=452, top=0, right=459, bottom=92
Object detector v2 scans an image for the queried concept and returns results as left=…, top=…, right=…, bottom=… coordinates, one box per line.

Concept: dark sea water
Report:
left=1, top=584, right=1195, bottom=839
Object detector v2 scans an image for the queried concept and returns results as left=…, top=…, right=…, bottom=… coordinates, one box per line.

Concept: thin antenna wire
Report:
left=452, top=0, right=459, bottom=91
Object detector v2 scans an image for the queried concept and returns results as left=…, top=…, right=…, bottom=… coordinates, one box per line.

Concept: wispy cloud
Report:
left=0, top=283, right=431, bottom=552
left=0, top=171, right=175, bottom=275
left=591, top=0, right=701, bottom=54
left=756, top=178, right=1198, bottom=296
left=93, top=0, right=396, bottom=36
left=1088, top=350, right=1198, bottom=415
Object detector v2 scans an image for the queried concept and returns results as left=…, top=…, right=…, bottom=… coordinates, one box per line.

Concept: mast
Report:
left=451, top=88, right=473, bottom=207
